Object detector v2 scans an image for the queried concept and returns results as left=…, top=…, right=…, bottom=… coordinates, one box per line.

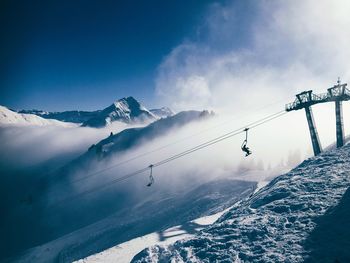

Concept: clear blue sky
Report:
left=0, top=0, right=220, bottom=111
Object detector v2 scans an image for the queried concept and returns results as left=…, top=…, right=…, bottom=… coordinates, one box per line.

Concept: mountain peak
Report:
left=114, top=96, right=138, bottom=105
left=112, top=96, right=147, bottom=114
left=82, top=97, right=156, bottom=128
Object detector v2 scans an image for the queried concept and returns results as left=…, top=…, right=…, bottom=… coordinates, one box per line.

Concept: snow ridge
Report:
left=16, top=99, right=173, bottom=126
left=18, top=109, right=101, bottom=123
left=132, top=145, right=350, bottom=262
left=0, top=106, right=76, bottom=127
left=150, top=107, right=175, bottom=119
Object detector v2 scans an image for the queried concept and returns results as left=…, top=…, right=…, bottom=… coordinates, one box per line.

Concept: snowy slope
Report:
left=0, top=106, right=76, bottom=127
left=9, top=179, right=256, bottom=263
left=82, top=97, right=157, bottom=128
left=74, top=182, right=270, bottom=263
left=75, top=206, right=232, bottom=263
left=132, top=144, right=350, bottom=262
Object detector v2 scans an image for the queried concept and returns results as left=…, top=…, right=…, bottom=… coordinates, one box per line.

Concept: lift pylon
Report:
left=285, top=79, right=349, bottom=156
left=335, top=100, right=345, bottom=148
left=327, top=79, right=348, bottom=148
left=304, top=106, right=322, bottom=156
left=286, top=90, right=323, bottom=156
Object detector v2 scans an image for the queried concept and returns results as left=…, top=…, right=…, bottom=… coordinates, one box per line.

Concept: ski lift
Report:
left=146, top=164, right=154, bottom=187
left=241, top=128, right=252, bottom=157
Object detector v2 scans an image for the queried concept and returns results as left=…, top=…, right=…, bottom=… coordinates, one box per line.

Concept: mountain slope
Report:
left=18, top=109, right=101, bottom=123
left=133, top=144, right=350, bottom=262
left=85, top=110, right=210, bottom=159
left=1, top=110, right=215, bottom=262
left=150, top=107, right=174, bottom=119
left=304, top=187, right=350, bottom=263
left=0, top=106, right=76, bottom=127
left=81, top=97, right=157, bottom=128
left=17, top=99, right=173, bottom=125
left=10, top=179, right=256, bottom=263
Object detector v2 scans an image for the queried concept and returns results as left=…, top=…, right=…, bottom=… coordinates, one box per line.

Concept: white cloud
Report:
left=155, top=0, right=350, bottom=112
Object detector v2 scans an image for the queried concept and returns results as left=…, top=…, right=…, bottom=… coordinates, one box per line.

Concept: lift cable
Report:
left=47, top=110, right=287, bottom=209
left=51, top=107, right=287, bottom=188
left=152, top=111, right=286, bottom=167
left=53, top=109, right=286, bottom=188
left=43, top=97, right=292, bottom=186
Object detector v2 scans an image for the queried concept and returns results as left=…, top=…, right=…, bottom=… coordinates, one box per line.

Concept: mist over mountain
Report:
left=85, top=110, right=209, bottom=159
left=1, top=109, right=220, bottom=262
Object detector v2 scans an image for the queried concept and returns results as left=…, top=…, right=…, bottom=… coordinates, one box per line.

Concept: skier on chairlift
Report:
left=147, top=164, right=154, bottom=187
left=241, top=128, right=252, bottom=157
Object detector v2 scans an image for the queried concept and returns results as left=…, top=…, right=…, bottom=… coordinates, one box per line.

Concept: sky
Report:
left=155, top=0, right=350, bottom=114
left=0, top=0, right=218, bottom=111
left=1, top=0, right=350, bottom=114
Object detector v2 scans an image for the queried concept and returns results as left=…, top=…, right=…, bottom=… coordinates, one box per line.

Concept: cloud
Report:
left=0, top=122, right=128, bottom=168
left=155, top=0, right=350, bottom=113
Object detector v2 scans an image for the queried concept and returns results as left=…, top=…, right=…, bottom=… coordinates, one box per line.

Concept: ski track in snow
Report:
left=132, top=145, right=350, bottom=263
left=74, top=209, right=230, bottom=263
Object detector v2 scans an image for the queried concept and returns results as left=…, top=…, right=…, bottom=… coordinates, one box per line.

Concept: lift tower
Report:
left=286, top=80, right=349, bottom=156
left=286, top=90, right=325, bottom=156
left=326, top=79, right=349, bottom=148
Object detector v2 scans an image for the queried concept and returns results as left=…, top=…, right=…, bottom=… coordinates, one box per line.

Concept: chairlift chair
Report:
left=147, top=164, right=154, bottom=187
left=241, top=128, right=252, bottom=157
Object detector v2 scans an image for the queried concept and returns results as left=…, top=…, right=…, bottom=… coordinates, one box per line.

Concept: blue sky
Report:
left=0, top=0, right=220, bottom=111
left=2, top=1, right=349, bottom=114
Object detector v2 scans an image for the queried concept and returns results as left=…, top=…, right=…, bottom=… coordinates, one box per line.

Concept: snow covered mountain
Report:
left=18, top=109, right=101, bottom=123
left=2, top=110, right=218, bottom=262
left=0, top=106, right=76, bottom=127
left=16, top=98, right=173, bottom=127
left=150, top=107, right=174, bottom=119
left=81, top=97, right=157, bottom=128
left=132, top=144, right=350, bottom=262
left=85, top=110, right=209, bottom=159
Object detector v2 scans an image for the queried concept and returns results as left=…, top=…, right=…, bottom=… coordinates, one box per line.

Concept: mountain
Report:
left=2, top=110, right=216, bottom=262
left=16, top=97, right=173, bottom=127
left=0, top=106, right=76, bottom=127
left=18, top=109, right=101, bottom=123
left=85, top=110, right=210, bottom=159
left=82, top=97, right=157, bottom=128
left=150, top=107, right=175, bottom=119
left=132, top=144, right=350, bottom=262
left=81, top=97, right=157, bottom=128
left=49, top=110, right=213, bottom=184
